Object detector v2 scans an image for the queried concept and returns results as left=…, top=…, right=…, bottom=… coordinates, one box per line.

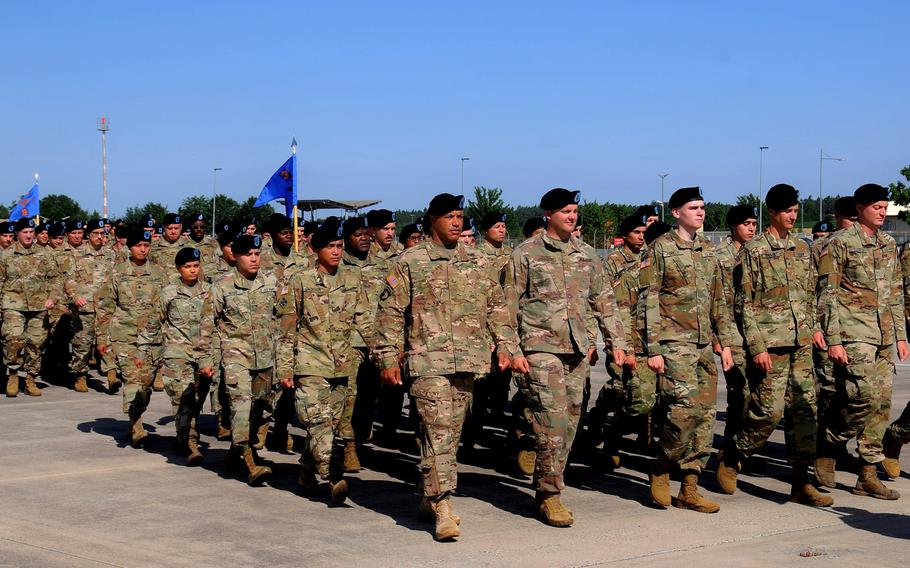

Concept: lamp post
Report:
left=819, top=149, right=845, bottom=222
left=658, top=173, right=669, bottom=221
left=758, top=146, right=768, bottom=229
left=211, top=167, right=223, bottom=237
left=461, top=157, right=470, bottom=194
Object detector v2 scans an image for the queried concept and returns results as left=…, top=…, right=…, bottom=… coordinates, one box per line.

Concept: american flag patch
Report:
left=640, top=258, right=650, bottom=269
left=387, top=274, right=399, bottom=288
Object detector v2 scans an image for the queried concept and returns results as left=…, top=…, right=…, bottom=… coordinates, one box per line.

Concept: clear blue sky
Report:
left=2, top=1, right=907, bottom=216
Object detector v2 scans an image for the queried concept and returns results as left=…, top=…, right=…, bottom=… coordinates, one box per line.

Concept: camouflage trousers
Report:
left=519, top=352, right=588, bottom=493
left=223, top=364, right=275, bottom=447
left=340, top=348, right=366, bottom=441
left=722, top=346, right=750, bottom=447
left=161, top=358, right=211, bottom=447
left=2, top=309, right=49, bottom=375
left=412, top=373, right=475, bottom=498
left=69, top=311, right=96, bottom=375
left=113, top=342, right=162, bottom=420
left=826, top=342, right=894, bottom=464
left=813, top=346, right=837, bottom=450
left=294, top=375, right=347, bottom=479
left=887, top=401, right=910, bottom=444
left=352, top=347, right=381, bottom=442
left=655, top=342, right=717, bottom=472
left=592, top=354, right=655, bottom=443
left=733, top=345, right=817, bottom=465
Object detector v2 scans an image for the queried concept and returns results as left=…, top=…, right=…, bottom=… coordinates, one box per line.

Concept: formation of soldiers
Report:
left=3, top=182, right=910, bottom=542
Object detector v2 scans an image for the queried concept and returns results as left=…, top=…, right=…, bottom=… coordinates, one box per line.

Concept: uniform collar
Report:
left=762, top=229, right=796, bottom=250
left=231, top=268, right=262, bottom=290
left=668, top=229, right=702, bottom=251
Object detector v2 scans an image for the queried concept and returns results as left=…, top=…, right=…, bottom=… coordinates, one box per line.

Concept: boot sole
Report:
left=790, top=496, right=834, bottom=507
left=330, top=480, right=350, bottom=505
left=851, top=487, right=900, bottom=500
left=186, top=453, right=203, bottom=467
left=673, top=501, right=720, bottom=513
left=248, top=470, right=272, bottom=487
left=433, top=528, right=460, bottom=541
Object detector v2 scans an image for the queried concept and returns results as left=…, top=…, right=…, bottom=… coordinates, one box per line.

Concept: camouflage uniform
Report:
left=506, top=233, right=628, bottom=493
left=95, top=259, right=167, bottom=420
left=811, top=234, right=838, bottom=449
left=884, top=246, right=910, bottom=446
left=715, top=237, right=750, bottom=446
left=150, top=236, right=189, bottom=277
left=732, top=231, right=818, bottom=464
left=210, top=268, right=278, bottom=448
left=63, top=243, right=115, bottom=376
left=158, top=279, right=214, bottom=448
left=639, top=230, right=735, bottom=472
left=374, top=240, right=517, bottom=499
left=276, top=267, right=373, bottom=478
left=820, top=223, right=906, bottom=463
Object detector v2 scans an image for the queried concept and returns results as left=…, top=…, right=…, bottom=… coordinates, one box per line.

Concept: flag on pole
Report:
left=253, top=154, right=297, bottom=218
left=10, top=181, right=40, bottom=221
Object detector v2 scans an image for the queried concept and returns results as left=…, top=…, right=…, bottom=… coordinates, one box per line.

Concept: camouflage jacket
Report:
left=210, top=268, right=278, bottom=370
left=374, top=240, right=518, bottom=376
left=477, top=240, right=512, bottom=287
left=150, top=236, right=189, bottom=268
left=158, top=280, right=214, bottom=368
left=901, top=245, right=910, bottom=334
left=506, top=233, right=629, bottom=356
left=260, top=247, right=310, bottom=286
left=204, top=253, right=234, bottom=284
left=342, top=250, right=388, bottom=348
left=63, top=244, right=116, bottom=313
left=639, top=230, right=736, bottom=355
left=185, top=235, right=219, bottom=261
left=0, top=242, right=62, bottom=311
left=820, top=223, right=906, bottom=347
left=738, top=230, right=816, bottom=354
left=95, top=259, right=168, bottom=346
left=604, top=245, right=644, bottom=353
left=275, top=266, right=373, bottom=379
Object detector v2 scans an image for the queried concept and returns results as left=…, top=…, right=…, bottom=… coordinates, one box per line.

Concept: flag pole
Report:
left=291, top=138, right=299, bottom=253
left=34, top=173, right=40, bottom=224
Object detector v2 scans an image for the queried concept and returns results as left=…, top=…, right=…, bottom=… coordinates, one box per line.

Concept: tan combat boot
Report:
left=297, top=468, right=318, bottom=495
left=853, top=463, right=900, bottom=500
left=253, top=423, right=269, bottom=450
left=330, top=475, right=350, bottom=505
left=242, top=445, right=271, bottom=486
left=675, top=472, right=720, bottom=513
left=433, top=499, right=460, bottom=541
left=214, top=412, right=232, bottom=441
left=715, top=450, right=741, bottom=495
left=536, top=491, right=574, bottom=527
left=882, top=431, right=903, bottom=480
left=814, top=440, right=839, bottom=488
left=419, top=496, right=461, bottom=525
left=790, top=465, right=833, bottom=507
left=24, top=375, right=41, bottom=396
left=106, top=370, right=121, bottom=395
left=73, top=374, right=88, bottom=393
left=517, top=449, right=536, bottom=477
left=5, top=373, right=19, bottom=397
left=649, top=455, right=672, bottom=508
left=186, top=427, right=203, bottom=467
left=130, top=418, right=148, bottom=448
left=152, top=371, right=164, bottom=392
left=343, top=440, right=361, bottom=472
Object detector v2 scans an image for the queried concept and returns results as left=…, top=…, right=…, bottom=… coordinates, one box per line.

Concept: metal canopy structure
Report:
left=296, top=199, right=381, bottom=220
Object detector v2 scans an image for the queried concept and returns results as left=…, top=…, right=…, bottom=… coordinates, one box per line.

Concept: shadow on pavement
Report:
left=831, top=506, right=910, bottom=540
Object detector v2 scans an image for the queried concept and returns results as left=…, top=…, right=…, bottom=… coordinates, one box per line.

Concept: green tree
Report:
left=0, top=204, right=9, bottom=219
left=889, top=165, right=910, bottom=221
left=466, top=186, right=518, bottom=236
left=39, top=194, right=89, bottom=221
left=236, top=196, right=279, bottom=230
left=123, top=202, right=169, bottom=226
left=704, top=202, right=733, bottom=231
left=179, top=194, right=242, bottom=232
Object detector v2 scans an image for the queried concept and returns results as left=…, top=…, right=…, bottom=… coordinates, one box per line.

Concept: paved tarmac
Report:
left=2, top=361, right=909, bottom=568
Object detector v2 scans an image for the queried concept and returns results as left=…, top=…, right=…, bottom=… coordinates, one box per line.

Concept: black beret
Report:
left=644, top=221, right=672, bottom=245
left=189, top=213, right=205, bottom=223
left=101, top=218, right=110, bottom=225
left=175, top=247, right=201, bottom=266
left=217, top=229, right=238, bottom=248
left=833, top=196, right=856, bottom=218
left=155, top=226, right=163, bottom=235
left=86, top=218, right=105, bottom=231
left=267, top=213, right=292, bottom=235
left=726, top=204, right=758, bottom=227
left=231, top=234, right=262, bottom=256
left=65, top=219, right=85, bottom=232
left=162, top=213, right=182, bottom=226
left=366, top=209, right=396, bottom=228
left=539, top=188, right=581, bottom=211
left=14, top=217, right=35, bottom=232
left=854, top=183, right=889, bottom=205
left=480, top=211, right=508, bottom=231
left=462, top=217, right=476, bottom=232
left=813, top=221, right=833, bottom=234
left=141, top=217, right=155, bottom=229
left=0, top=222, right=14, bottom=234
left=765, top=184, right=799, bottom=211
left=399, top=223, right=422, bottom=242
left=311, top=223, right=344, bottom=250
left=126, top=227, right=152, bottom=247
left=522, top=216, right=547, bottom=238
left=48, top=222, right=65, bottom=237
left=634, top=205, right=661, bottom=219
left=619, top=214, right=648, bottom=236
left=668, top=187, right=703, bottom=209
left=37, top=222, right=50, bottom=233
left=342, top=216, right=368, bottom=238
left=426, top=193, right=465, bottom=217
left=303, top=221, right=319, bottom=236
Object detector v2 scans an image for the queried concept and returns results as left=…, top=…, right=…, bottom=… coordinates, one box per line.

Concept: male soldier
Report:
left=459, top=218, right=477, bottom=247
left=151, top=213, right=187, bottom=272
left=640, top=186, right=735, bottom=514
left=0, top=222, right=15, bottom=250
left=521, top=217, right=546, bottom=240
left=399, top=223, right=424, bottom=249
left=375, top=192, right=515, bottom=541
left=2, top=218, right=60, bottom=397
left=185, top=213, right=219, bottom=264
left=716, top=185, right=832, bottom=507
left=882, top=239, right=910, bottom=479
left=64, top=219, right=114, bottom=392
left=276, top=223, right=373, bottom=504
left=210, top=234, right=277, bottom=486
left=64, top=219, right=85, bottom=251
left=35, top=222, right=50, bottom=247
left=96, top=227, right=167, bottom=445
left=715, top=205, right=757, bottom=456
left=812, top=221, right=833, bottom=240
left=158, top=247, right=214, bottom=466
left=507, top=188, right=630, bottom=527
left=815, top=184, right=908, bottom=499
left=48, top=222, right=66, bottom=249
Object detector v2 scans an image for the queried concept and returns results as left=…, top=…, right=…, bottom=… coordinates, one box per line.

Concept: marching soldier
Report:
left=185, top=213, right=219, bottom=265
left=150, top=213, right=187, bottom=273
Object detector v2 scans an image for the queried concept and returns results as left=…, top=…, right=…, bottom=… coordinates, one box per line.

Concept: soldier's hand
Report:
left=813, top=331, right=827, bottom=350
left=97, top=344, right=108, bottom=355
left=280, top=376, right=294, bottom=389
left=496, top=351, right=511, bottom=372
left=624, top=350, right=637, bottom=370
left=898, top=340, right=909, bottom=362
left=828, top=345, right=848, bottom=365
left=608, top=348, right=623, bottom=367
left=75, top=297, right=88, bottom=308
left=752, top=351, right=772, bottom=372
left=511, top=356, right=531, bottom=374
left=713, top=343, right=722, bottom=355
left=380, top=366, right=402, bottom=386
left=45, top=299, right=55, bottom=310
left=133, top=357, right=143, bottom=368
left=721, top=347, right=734, bottom=372
left=199, top=367, right=215, bottom=378
left=647, top=355, right=664, bottom=374
left=589, top=347, right=600, bottom=366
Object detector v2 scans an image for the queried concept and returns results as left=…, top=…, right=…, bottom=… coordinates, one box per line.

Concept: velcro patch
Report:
left=386, top=274, right=399, bottom=289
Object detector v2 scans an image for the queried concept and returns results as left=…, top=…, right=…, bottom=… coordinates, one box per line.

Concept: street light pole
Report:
left=819, top=149, right=846, bottom=222
left=461, top=157, right=470, bottom=194
left=758, top=146, right=768, bottom=229
left=212, top=167, right=223, bottom=237
left=658, top=174, right=668, bottom=221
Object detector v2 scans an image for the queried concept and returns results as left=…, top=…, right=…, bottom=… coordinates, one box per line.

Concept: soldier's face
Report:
left=347, top=228, right=371, bottom=253
left=625, top=226, right=646, bottom=251
left=246, top=224, right=257, bottom=236
left=16, top=228, right=35, bottom=247
left=430, top=211, right=463, bottom=246
left=373, top=222, right=396, bottom=249
left=50, top=236, right=65, bottom=248
left=36, top=231, right=49, bottom=245
left=130, top=241, right=151, bottom=261
left=151, top=232, right=161, bottom=241
left=485, top=222, right=506, bottom=245
left=315, top=240, right=343, bottom=270
left=274, top=229, right=294, bottom=250
left=67, top=230, right=84, bottom=246
left=672, top=201, right=705, bottom=231
left=298, top=227, right=307, bottom=244
left=572, top=225, right=583, bottom=239
left=769, top=205, right=798, bottom=231
left=834, top=214, right=855, bottom=231
left=88, top=229, right=105, bottom=248
left=858, top=201, right=888, bottom=229
left=404, top=232, right=423, bottom=249
left=190, top=221, right=206, bottom=240
left=235, top=249, right=260, bottom=277
left=732, top=219, right=757, bottom=244
left=459, top=230, right=476, bottom=247
left=178, top=261, right=201, bottom=284
left=164, top=223, right=182, bottom=242
left=221, top=244, right=236, bottom=264
left=0, top=234, right=12, bottom=248
left=546, top=204, right=578, bottom=238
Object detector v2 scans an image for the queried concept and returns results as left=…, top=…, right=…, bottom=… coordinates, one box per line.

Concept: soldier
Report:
left=210, top=234, right=277, bottom=486
left=812, top=221, right=833, bottom=240
left=63, top=219, right=85, bottom=251
left=715, top=205, right=757, bottom=457
left=64, top=219, right=114, bottom=392
left=1, top=218, right=60, bottom=397
left=399, top=223, right=424, bottom=249
left=35, top=222, right=50, bottom=247
left=150, top=213, right=187, bottom=271
left=158, top=247, right=214, bottom=466
left=640, top=186, right=735, bottom=514
left=48, top=222, right=66, bottom=249
left=634, top=205, right=661, bottom=228
left=185, top=213, right=219, bottom=264
left=715, top=185, right=832, bottom=507
left=815, top=183, right=908, bottom=500
left=507, top=188, right=630, bottom=527
left=375, top=192, right=516, bottom=541
left=882, top=238, right=910, bottom=480
left=521, top=216, right=546, bottom=240
left=276, top=223, right=373, bottom=504
left=459, top=217, right=477, bottom=247
left=0, top=222, right=15, bottom=250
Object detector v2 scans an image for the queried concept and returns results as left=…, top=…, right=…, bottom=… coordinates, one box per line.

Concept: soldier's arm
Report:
left=640, top=246, right=664, bottom=356
left=274, top=274, right=301, bottom=382
left=806, top=245, right=820, bottom=335
left=484, top=261, right=518, bottom=357
left=589, top=258, right=630, bottom=352
left=353, top=278, right=377, bottom=352
left=373, top=260, right=411, bottom=370
left=890, top=245, right=908, bottom=343
left=210, top=282, right=225, bottom=369
left=504, top=247, right=528, bottom=359
left=197, top=289, right=215, bottom=370
left=821, top=239, right=844, bottom=345
left=901, top=246, right=910, bottom=337
left=738, top=248, right=766, bottom=354
left=94, top=274, right=116, bottom=347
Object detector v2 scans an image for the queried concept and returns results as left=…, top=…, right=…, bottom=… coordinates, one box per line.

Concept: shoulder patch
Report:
left=640, top=258, right=650, bottom=269
left=386, top=274, right=399, bottom=289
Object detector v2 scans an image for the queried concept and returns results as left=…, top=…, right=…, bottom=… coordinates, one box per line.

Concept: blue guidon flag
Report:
left=10, top=182, right=39, bottom=221
left=253, top=153, right=297, bottom=218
